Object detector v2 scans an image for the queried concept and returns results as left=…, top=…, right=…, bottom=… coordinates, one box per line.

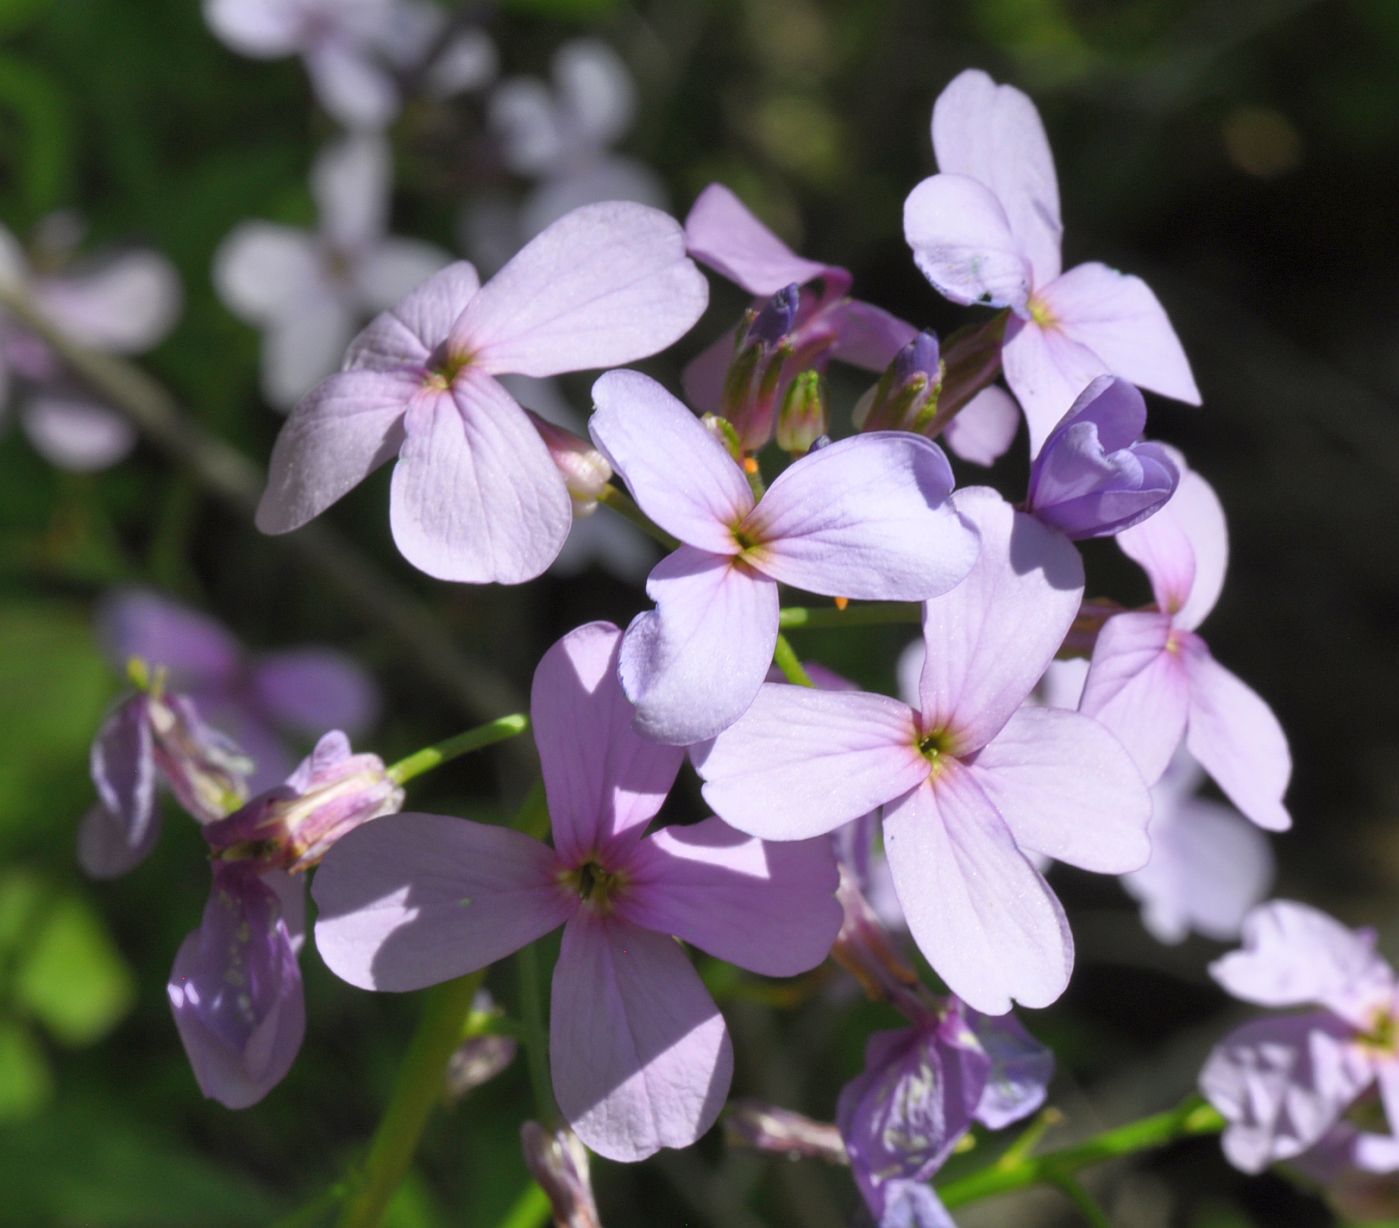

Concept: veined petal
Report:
left=531, top=622, right=684, bottom=865
left=212, top=223, right=321, bottom=326
left=344, top=262, right=481, bottom=372
left=618, top=547, right=777, bottom=745
left=1078, top=611, right=1190, bottom=784
left=931, top=69, right=1063, bottom=286
left=251, top=648, right=380, bottom=738
left=96, top=587, right=243, bottom=690
left=617, top=817, right=841, bottom=976
left=589, top=369, right=753, bottom=552
left=257, top=368, right=413, bottom=534
left=695, top=684, right=927, bottom=841
left=388, top=373, right=571, bottom=583
left=884, top=768, right=1073, bottom=1014
left=1183, top=643, right=1291, bottom=832
left=969, top=706, right=1151, bottom=873
left=1001, top=314, right=1110, bottom=457
left=447, top=202, right=707, bottom=377
left=312, top=812, right=573, bottom=991
left=742, top=433, right=978, bottom=601
left=918, top=487, right=1083, bottom=754
left=1039, top=262, right=1200, bottom=407
left=551, top=916, right=732, bottom=1161
left=684, top=182, right=847, bottom=296
left=904, top=174, right=1031, bottom=311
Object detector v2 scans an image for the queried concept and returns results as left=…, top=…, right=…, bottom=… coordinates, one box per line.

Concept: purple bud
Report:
left=205, top=732, right=402, bottom=874
left=525, top=410, right=613, bottom=513
left=858, top=330, right=942, bottom=434
left=1026, top=376, right=1180, bottom=540
left=775, top=370, right=828, bottom=454
left=746, top=283, right=800, bottom=348
left=521, top=1122, right=601, bottom=1228
left=725, top=1100, right=849, bottom=1164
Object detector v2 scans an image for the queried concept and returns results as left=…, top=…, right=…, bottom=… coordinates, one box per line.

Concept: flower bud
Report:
left=775, top=370, right=828, bottom=454
left=206, top=731, right=403, bottom=873
left=445, top=990, right=517, bottom=1101
left=721, top=283, right=800, bottom=451
left=521, top=1122, right=600, bottom=1228
left=525, top=410, right=613, bottom=513
left=856, top=330, right=942, bottom=434
left=147, top=692, right=253, bottom=823
left=832, top=868, right=930, bottom=1018
left=701, top=412, right=745, bottom=463
left=745, top=282, right=800, bottom=348
left=725, top=1100, right=848, bottom=1164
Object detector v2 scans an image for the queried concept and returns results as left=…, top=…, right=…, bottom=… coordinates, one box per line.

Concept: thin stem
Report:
left=772, top=633, right=815, bottom=687
left=595, top=482, right=680, bottom=550
left=388, top=714, right=531, bottom=785
left=516, top=939, right=557, bottom=1126
left=1050, top=1173, right=1113, bottom=1228
left=778, top=603, right=922, bottom=631
left=937, top=1096, right=1224, bottom=1210
left=336, top=971, right=487, bottom=1228
left=494, top=1182, right=552, bottom=1228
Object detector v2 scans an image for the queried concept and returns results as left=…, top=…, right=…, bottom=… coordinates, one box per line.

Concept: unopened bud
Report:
left=745, top=283, right=800, bottom=348
left=856, top=330, right=942, bottom=434
left=721, top=284, right=801, bottom=451
left=206, top=731, right=402, bottom=873
left=521, top=1122, right=601, bottom=1228
left=937, top=312, right=1009, bottom=419
left=775, top=370, right=828, bottom=454
left=832, top=868, right=930, bottom=1018
left=725, top=1100, right=848, bottom=1165
left=701, top=413, right=745, bottom=463
left=446, top=990, right=517, bottom=1101
left=526, top=410, right=613, bottom=513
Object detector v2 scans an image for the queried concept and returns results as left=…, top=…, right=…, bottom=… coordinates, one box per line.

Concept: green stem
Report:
left=494, top=1182, right=552, bottom=1228
left=516, top=939, right=558, bottom=1125
left=595, top=483, right=681, bottom=550
left=778, top=603, right=922, bottom=630
left=388, top=714, right=531, bottom=785
left=1050, top=1173, right=1113, bottom=1228
left=937, top=1096, right=1224, bottom=1210
left=772, top=632, right=815, bottom=687
left=336, top=971, right=487, bottom=1228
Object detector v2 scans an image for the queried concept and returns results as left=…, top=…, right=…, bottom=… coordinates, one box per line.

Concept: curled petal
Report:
left=83, top=697, right=157, bottom=877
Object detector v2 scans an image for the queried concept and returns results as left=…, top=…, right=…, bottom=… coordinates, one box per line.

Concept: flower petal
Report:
left=589, top=369, right=753, bottom=552
left=389, top=374, right=571, bottom=583
left=312, top=812, right=573, bottom=991
left=261, top=299, right=358, bottom=408
left=344, top=261, right=481, bottom=371
left=968, top=706, right=1151, bottom=873
left=618, top=547, right=777, bottom=745
left=1183, top=643, right=1291, bottom=832
left=824, top=299, right=919, bottom=371
left=354, top=238, right=451, bottom=313
left=37, top=251, right=180, bottom=353
left=312, top=134, right=388, bottom=251
left=696, top=684, right=927, bottom=840
left=918, top=487, right=1083, bottom=753
left=617, top=816, right=841, bottom=975
left=1078, top=611, right=1190, bottom=784
left=942, top=386, right=1020, bottom=467
left=1000, top=314, right=1109, bottom=457
left=884, top=768, right=1073, bottom=1014
left=931, top=69, right=1063, bottom=286
left=83, top=696, right=157, bottom=876
left=213, top=223, right=321, bottom=325
left=304, top=41, right=399, bottom=131
left=743, top=433, right=979, bottom=601
left=551, top=916, right=732, bottom=1161
left=252, top=648, right=380, bottom=738
left=904, top=174, right=1030, bottom=311
left=257, top=368, right=413, bottom=534
left=447, top=202, right=707, bottom=377
left=20, top=390, right=137, bottom=471
left=966, top=1008, right=1055, bottom=1128
left=78, top=802, right=161, bottom=881
left=96, top=587, right=243, bottom=689
left=684, top=182, right=846, bottom=296
left=531, top=621, right=684, bottom=865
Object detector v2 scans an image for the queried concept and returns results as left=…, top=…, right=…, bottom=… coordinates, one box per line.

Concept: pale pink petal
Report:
left=1118, top=463, right=1227, bottom=631
left=312, top=134, right=388, bottom=250
left=1000, top=314, right=1109, bottom=457
left=822, top=298, right=917, bottom=371
left=1183, top=642, right=1291, bottom=832
left=447, top=203, right=707, bottom=378
left=743, top=433, right=978, bottom=601
left=519, top=156, right=669, bottom=241
left=1078, top=611, right=1190, bottom=784
left=344, top=262, right=481, bottom=372
left=203, top=0, right=301, bottom=56
left=312, top=812, right=573, bottom=991
left=20, top=391, right=136, bottom=471
left=38, top=251, right=181, bottom=352
left=903, top=174, right=1031, bottom=311
left=679, top=327, right=734, bottom=417
left=931, top=69, right=1062, bottom=286
left=354, top=238, right=451, bottom=313
left=252, top=648, right=380, bottom=737
left=942, top=386, right=1020, bottom=466
left=695, top=684, right=928, bottom=841
left=1039, top=262, right=1200, bottom=406
left=531, top=622, right=684, bottom=865
left=490, top=77, right=563, bottom=175
left=256, top=367, right=413, bottom=534
left=388, top=373, right=571, bottom=583
left=618, top=547, right=777, bottom=745
left=589, top=369, right=752, bottom=552
left=262, top=298, right=358, bottom=407
left=551, top=916, right=732, bottom=1161
left=684, top=183, right=844, bottom=296
left=213, top=223, right=322, bottom=325
left=618, top=817, right=841, bottom=975
left=1038, top=656, right=1088, bottom=711
left=884, top=768, right=1073, bottom=1014
left=918, top=487, right=1083, bottom=753
left=305, top=41, right=399, bottom=131
left=553, top=38, right=636, bottom=149
left=969, top=706, right=1150, bottom=872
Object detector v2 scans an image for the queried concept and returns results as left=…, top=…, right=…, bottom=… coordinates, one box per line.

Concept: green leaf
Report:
left=0, top=0, right=52, bottom=40
left=0, top=1019, right=52, bottom=1122
left=0, top=51, right=74, bottom=216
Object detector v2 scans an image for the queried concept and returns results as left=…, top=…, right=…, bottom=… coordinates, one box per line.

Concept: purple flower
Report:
left=1025, top=376, right=1179, bottom=539
left=313, top=622, right=843, bottom=1160
left=904, top=69, right=1199, bottom=454
left=215, top=135, right=449, bottom=408
left=0, top=217, right=180, bottom=470
left=257, top=202, right=708, bottom=584
left=695, top=488, right=1152, bottom=1013
left=1078, top=456, right=1292, bottom=830
left=1200, top=901, right=1399, bottom=1174
left=78, top=689, right=252, bottom=880
left=588, top=369, right=980, bottom=744
left=97, top=586, right=380, bottom=789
